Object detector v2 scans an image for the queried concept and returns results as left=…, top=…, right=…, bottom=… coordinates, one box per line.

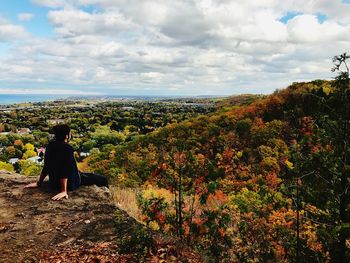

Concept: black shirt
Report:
left=42, top=140, right=81, bottom=191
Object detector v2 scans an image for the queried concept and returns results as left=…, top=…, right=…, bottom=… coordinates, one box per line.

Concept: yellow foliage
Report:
left=23, top=143, right=35, bottom=152
left=142, top=185, right=173, bottom=202
left=0, top=161, right=14, bottom=172
left=148, top=220, right=160, bottom=231
left=215, top=153, right=222, bottom=161
left=284, top=160, right=294, bottom=170
left=322, top=82, right=333, bottom=95
left=23, top=150, right=36, bottom=159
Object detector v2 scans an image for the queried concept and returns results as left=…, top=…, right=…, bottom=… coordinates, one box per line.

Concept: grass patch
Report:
left=110, top=186, right=142, bottom=221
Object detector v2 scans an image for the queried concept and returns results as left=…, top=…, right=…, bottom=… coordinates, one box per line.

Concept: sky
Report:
left=0, top=0, right=350, bottom=96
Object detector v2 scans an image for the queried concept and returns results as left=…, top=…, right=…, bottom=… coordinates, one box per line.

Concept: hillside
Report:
left=84, top=78, right=350, bottom=262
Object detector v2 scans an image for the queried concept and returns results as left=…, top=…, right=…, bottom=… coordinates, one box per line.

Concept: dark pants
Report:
left=80, top=172, right=109, bottom=188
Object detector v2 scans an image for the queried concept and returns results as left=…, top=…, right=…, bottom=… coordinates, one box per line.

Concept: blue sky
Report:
left=280, top=12, right=328, bottom=24
left=279, top=12, right=303, bottom=24
left=0, top=0, right=53, bottom=37
left=0, top=0, right=349, bottom=96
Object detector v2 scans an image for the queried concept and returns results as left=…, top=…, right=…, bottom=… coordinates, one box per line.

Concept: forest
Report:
left=0, top=54, right=349, bottom=262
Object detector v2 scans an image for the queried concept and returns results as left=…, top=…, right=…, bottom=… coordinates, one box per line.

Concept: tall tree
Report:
left=330, top=53, right=350, bottom=262
left=290, top=53, right=350, bottom=262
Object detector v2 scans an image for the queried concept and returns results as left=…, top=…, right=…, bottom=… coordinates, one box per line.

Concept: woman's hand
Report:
left=52, top=192, right=68, bottom=201
left=24, top=182, right=38, bottom=188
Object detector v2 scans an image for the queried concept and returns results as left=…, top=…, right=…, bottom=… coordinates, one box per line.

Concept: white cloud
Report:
left=287, top=14, right=348, bottom=42
left=1, top=0, right=350, bottom=95
left=17, top=13, right=35, bottom=21
left=48, top=9, right=135, bottom=37
left=89, top=41, right=125, bottom=58
left=0, top=17, right=28, bottom=42
left=31, top=0, right=71, bottom=8
left=11, top=65, right=33, bottom=74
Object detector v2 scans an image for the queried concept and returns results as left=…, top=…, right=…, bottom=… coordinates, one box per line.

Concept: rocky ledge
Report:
left=0, top=172, right=133, bottom=262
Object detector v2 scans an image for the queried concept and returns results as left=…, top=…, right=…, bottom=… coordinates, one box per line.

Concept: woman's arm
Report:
left=24, top=171, right=47, bottom=188
left=51, top=178, right=68, bottom=200
left=37, top=171, right=48, bottom=186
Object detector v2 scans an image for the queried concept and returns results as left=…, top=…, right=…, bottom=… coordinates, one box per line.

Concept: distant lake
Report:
left=0, top=94, right=66, bottom=105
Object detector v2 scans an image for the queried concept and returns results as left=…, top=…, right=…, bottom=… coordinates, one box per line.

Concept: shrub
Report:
left=19, top=160, right=42, bottom=176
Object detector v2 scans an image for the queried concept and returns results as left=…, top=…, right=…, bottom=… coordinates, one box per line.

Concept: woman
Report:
left=25, top=124, right=108, bottom=200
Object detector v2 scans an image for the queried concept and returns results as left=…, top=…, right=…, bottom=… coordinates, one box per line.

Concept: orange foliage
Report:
left=206, top=190, right=228, bottom=209
left=265, top=172, right=282, bottom=189
left=14, top=139, right=23, bottom=148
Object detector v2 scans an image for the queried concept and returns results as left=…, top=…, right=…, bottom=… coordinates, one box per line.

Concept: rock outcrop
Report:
left=0, top=172, right=125, bottom=262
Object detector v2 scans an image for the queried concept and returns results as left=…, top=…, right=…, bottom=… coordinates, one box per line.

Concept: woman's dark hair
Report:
left=52, top=124, right=70, bottom=141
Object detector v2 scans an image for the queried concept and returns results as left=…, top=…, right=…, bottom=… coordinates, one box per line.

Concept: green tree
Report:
left=90, top=125, right=125, bottom=147
left=0, top=135, right=10, bottom=146
left=82, top=140, right=96, bottom=152
left=328, top=53, right=350, bottom=262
